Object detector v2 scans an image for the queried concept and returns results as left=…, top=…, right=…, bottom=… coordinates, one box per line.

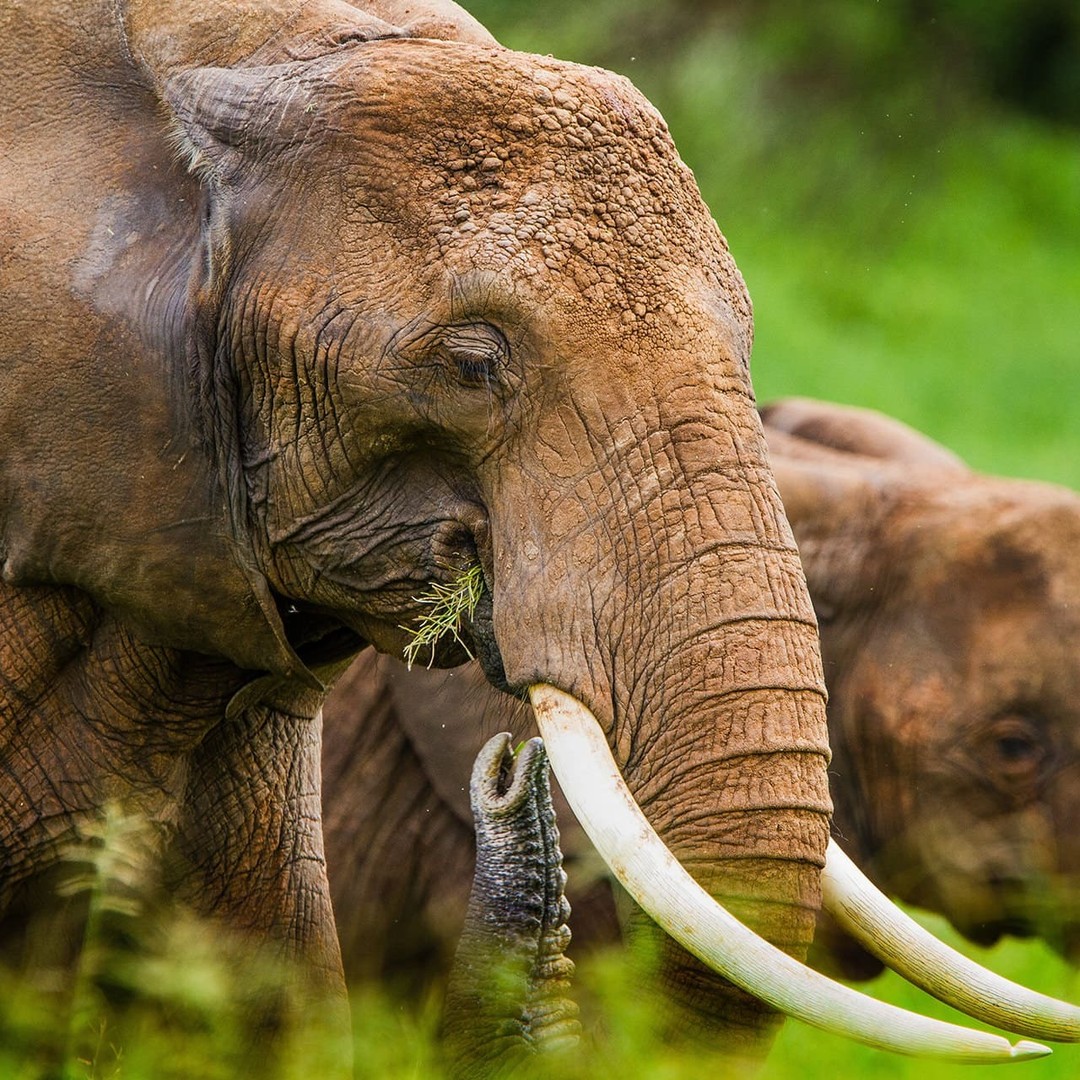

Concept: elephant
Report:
left=763, top=397, right=1080, bottom=979
left=0, top=0, right=1067, bottom=1067
left=322, top=399, right=1080, bottom=1009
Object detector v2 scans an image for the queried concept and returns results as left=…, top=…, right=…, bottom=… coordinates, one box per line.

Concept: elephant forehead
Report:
left=895, top=479, right=1080, bottom=610
left=323, top=41, right=751, bottom=340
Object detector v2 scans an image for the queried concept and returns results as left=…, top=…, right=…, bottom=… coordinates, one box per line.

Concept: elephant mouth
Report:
left=963, top=916, right=1038, bottom=948
left=266, top=565, right=509, bottom=687
left=272, top=595, right=368, bottom=673
left=460, top=581, right=511, bottom=691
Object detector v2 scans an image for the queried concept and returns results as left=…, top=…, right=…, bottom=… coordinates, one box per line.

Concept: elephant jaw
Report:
left=529, top=684, right=1079, bottom=1061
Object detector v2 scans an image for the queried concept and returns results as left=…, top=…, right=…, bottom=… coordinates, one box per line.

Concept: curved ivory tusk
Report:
left=529, top=683, right=1051, bottom=1063
left=822, top=840, right=1080, bottom=1042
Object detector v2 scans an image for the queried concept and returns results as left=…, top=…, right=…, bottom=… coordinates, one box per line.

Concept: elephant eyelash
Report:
left=440, top=344, right=496, bottom=388
left=434, top=323, right=510, bottom=392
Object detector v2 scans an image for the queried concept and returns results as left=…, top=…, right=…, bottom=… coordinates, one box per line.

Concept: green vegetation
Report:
left=12, top=892, right=1077, bottom=1078
left=402, top=564, right=486, bottom=670
left=348, top=924, right=1080, bottom=1078
left=6, top=805, right=1076, bottom=1077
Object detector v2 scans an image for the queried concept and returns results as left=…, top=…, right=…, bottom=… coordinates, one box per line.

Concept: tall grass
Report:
left=5, top=942, right=1077, bottom=1079
left=346, top=927, right=1080, bottom=1079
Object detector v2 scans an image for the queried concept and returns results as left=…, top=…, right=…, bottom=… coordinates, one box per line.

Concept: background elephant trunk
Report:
left=488, top=405, right=832, bottom=1053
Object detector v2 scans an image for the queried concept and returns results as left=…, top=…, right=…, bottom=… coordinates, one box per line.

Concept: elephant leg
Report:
left=167, top=702, right=349, bottom=1069
left=442, top=735, right=579, bottom=1078
left=321, top=652, right=479, bottom=990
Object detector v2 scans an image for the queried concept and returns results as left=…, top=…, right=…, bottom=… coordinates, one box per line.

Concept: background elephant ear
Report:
left=762, top=397, right=969, bottom=473
left=766, top=432, right=893, bottom=626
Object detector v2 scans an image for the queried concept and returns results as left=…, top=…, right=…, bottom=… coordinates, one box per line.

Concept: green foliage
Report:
left=4, top=807, right=1075, bottom=1077
left=0, top=805, right=350, bottom=1080
left=7, top=908, right=1075, bottom=1078
left=401, top=564, right=485, bottom=670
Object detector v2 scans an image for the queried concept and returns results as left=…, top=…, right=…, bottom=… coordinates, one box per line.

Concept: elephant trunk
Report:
left=600, top=540, right=831, bottom=1053
left=488, top=403, right=833, bottom=1053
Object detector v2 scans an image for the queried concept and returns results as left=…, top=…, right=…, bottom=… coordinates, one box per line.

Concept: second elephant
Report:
left=322, top=398, right=1080, bottom=988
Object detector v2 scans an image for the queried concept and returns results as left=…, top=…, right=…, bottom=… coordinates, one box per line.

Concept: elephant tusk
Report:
left=528, top=683, right=1053, bottom=1063
left=822, top=840, right=1080, bottom=1042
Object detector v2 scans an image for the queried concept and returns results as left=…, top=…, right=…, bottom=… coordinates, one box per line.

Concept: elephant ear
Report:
left=356, top=1, right=497, bottom=45
left=762, top=397, right=969, bottom=473
left=160, top=2, right=497, bottom=184
left=164, top=62, right=329, bottom=186
left=128, top=0, right=404, bottom=80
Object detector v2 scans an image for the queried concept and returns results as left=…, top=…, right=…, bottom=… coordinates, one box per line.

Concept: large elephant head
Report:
left=0, top=0, right=825, bottom=1052
left=0, top=0, right=1069, bottom=1063
left=162, top=30, right=830, bottom=1052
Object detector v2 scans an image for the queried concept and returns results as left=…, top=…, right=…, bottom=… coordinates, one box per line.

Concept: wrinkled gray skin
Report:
left=323, top=399, right=1080, bottom=987
left=0, top=0, right=831, bottom=1060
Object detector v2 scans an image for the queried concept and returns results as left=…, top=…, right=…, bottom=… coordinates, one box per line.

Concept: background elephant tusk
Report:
left=528, top=683, right=1052, bottom=1063
left=822, top=841, right=1080, bottom=1042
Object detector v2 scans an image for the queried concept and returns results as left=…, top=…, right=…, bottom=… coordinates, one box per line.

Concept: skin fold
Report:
left=322, top=399, right=1080, bottom=989
left=0, top=0, right=831, bottom=1062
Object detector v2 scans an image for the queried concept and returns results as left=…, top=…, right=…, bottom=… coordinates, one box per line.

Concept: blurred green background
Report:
left=466, top=0, right=1080, bottom=488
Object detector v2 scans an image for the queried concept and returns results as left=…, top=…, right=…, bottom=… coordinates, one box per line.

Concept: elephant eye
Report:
left=997, top=734, right=1038, bottom=763
left=437, top=323, right=509, bottom=390
left=977, top=714, right=1051, bottom=792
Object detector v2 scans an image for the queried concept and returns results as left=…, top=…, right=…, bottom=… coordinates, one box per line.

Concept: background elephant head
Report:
left=0, top=0, right=833, bottom=1059
left=764, top=398, right=1080, bottom=977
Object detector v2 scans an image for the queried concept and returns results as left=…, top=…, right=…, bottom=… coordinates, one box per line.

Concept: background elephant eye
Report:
left=997, top=734, right=1037, bottom=762
left=438, top=323, right=509, bottom=390
left=978, top=714, right=1050, bottom=789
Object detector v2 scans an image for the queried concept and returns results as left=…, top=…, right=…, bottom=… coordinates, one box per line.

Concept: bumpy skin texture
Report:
left=0, top=0, right=831, bottom=1057
left=324, top=399, right=1080, bottom=987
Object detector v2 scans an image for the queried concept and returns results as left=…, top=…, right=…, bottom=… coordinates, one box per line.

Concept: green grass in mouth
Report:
left=401, top=564, right=486, bottom=671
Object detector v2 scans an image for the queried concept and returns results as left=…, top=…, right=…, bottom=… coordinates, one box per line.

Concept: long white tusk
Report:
left=822, top=840, right=1080, bottom=1042
left=529, top=683, right=1052, bottom=1063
